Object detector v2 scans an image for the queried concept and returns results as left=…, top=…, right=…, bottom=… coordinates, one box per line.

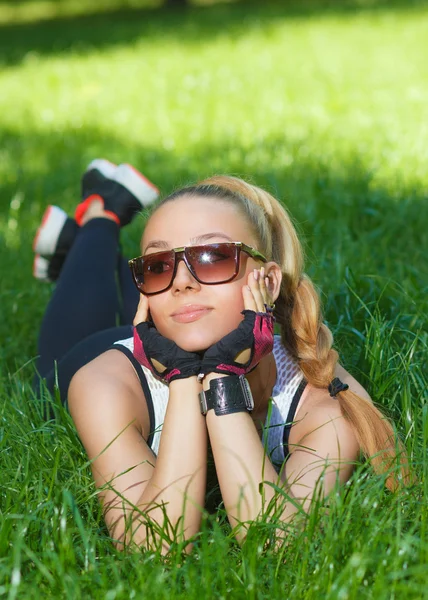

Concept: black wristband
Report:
left=199, top=375, right=254, bottom=416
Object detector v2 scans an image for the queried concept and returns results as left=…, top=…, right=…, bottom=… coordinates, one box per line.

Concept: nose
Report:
left=171, top=256, right=200, bottom=293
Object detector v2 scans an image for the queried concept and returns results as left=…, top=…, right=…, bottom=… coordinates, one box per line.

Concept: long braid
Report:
left=289, top=275, right=411, bottom=490
left=158, top=175, right=412, bottom=490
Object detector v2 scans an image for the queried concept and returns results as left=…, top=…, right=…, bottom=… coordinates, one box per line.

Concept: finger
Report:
left=248, top=269, right=266, bottom=312
left=262, top=277, right=274, bottom=311
left=133, top=294, right=149, bottom=326
left=242, top=281, right=258, bottom=312
left=258, top=266, right=271, bottom=307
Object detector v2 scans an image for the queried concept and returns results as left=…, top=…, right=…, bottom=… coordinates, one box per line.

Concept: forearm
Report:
left=130, top=377, right=207, bottom=549
left=206, top=401, right=299, bottom=541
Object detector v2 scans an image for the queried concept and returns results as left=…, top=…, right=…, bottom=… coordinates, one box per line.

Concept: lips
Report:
left=171, top=305, right=213, bottom=324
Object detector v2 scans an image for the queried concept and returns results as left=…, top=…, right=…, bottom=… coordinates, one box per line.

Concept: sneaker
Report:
left=33, top=255, right=50, bottom=282
left=75, top=159, right=159, bottom=227
left=33, top=206, right=78, bottom=281
left=33, top=254, right=53, bottom=282
left=33, top=253, right=69, bottom=283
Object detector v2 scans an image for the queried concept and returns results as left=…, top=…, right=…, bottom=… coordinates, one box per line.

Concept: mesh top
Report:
left=114, top=334, right=305, bottom=467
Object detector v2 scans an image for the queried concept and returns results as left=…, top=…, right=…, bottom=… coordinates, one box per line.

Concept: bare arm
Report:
left=69, top=350, right=207, bottom=552
left=206, top=382, right=360, bottom=542
left=204, top=269, right=361, bottom=542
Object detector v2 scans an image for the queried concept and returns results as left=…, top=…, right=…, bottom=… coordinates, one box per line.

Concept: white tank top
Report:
left=113, top=335, right=306, bottom=469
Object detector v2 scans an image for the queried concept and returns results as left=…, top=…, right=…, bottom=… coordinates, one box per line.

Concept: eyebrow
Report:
left=143, top=232, right=234, bottom=253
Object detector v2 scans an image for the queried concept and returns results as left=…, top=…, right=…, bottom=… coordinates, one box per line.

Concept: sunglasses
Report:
left=128, top=242, right=267, bottom=296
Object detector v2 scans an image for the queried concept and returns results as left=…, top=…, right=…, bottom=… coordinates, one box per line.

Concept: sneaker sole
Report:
left=85, top=158, right=117, bottom=178
left=33, top=205, right=68, bottom=256
left=33, top=254, right=51, bottom=282
left=115, top=163, right=160, bottom=207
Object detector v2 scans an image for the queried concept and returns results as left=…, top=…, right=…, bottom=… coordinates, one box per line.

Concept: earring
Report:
left=264, top=303, right=275, bottom=313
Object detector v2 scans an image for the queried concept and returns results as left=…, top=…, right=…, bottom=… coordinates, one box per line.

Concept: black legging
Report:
left=35, top=218, right=140, bottom=403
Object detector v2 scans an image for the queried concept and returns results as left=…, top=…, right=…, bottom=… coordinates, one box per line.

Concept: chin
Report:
left=173, top=331, right=218, bottom=353
left=163, top=322, right=233, bottom=353
left=153, top=315, right=244, bottom=352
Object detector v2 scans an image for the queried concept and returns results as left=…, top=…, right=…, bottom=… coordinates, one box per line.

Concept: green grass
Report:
left=0, top=0, right=427, bottom=597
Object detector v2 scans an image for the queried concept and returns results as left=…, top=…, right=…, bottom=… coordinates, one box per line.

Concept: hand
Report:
left=133, top=295, right=201, bottom=383
left=200, top=267, right=275, bottom=377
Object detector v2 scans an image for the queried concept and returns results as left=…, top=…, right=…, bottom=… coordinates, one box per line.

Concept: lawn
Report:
left=0, top=0, right=427, bottom=597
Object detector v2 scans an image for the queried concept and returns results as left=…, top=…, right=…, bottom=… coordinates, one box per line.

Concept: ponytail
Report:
left=157, top=175, right=412, bottom=491
left=283, top=275, right=412, bottom=491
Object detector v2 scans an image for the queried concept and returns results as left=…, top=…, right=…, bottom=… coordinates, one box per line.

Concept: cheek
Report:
left=215, top=284, right=246, bottom=330
left=147, top=298, right=167, bottom=330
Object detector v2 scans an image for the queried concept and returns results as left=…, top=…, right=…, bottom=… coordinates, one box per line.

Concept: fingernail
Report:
left=261, top=267, right=265, bottom=278
left=265, top=277, right=269, bottom=288
left=253, top=269, right=259, bottom=281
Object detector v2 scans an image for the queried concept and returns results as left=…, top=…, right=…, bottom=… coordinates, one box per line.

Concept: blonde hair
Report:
left=157, top=175, right=412, bottom=491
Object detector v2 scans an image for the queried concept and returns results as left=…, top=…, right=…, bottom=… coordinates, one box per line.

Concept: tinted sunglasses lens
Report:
left=187, top=244, right=238, bottom=283
left=133, top=251, right=175, bottom=294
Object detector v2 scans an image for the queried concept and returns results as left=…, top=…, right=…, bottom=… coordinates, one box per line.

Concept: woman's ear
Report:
left=265, top=262, right=282, bottom=302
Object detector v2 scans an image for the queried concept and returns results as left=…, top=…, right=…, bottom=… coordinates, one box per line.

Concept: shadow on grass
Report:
left=0, top=0, right=427, bottom=67
left=0, top=121, right=427, bottom=374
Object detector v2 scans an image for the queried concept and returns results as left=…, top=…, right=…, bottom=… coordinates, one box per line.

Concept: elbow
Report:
left=67, top=363, right=90, bottom=421
left=108, top=504, right=201, bottom=554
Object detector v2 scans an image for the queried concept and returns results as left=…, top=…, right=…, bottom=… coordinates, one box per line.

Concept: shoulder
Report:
left=295, top=363, right=372, bottom=421
left=68, top=349, right=150, bottom=439
left=69, top=348, right=141, bottom=393
left=282, top=366, right=369, bottom=500
left=288, top=364, right=370, bottom=460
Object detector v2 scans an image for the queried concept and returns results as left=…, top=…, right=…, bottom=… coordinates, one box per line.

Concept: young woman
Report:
left=33, top=159, right=410, bottom=552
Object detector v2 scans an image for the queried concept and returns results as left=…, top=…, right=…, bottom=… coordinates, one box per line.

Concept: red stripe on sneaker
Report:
left=32, top=206, right=53, bottom=251
left=75, top=194, right=108, bottom=225
left=125, top=164, right=159, bottom=193
left=32, top=254, right=39, bottom=277
left=104, top=209, right=120, bottom=226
